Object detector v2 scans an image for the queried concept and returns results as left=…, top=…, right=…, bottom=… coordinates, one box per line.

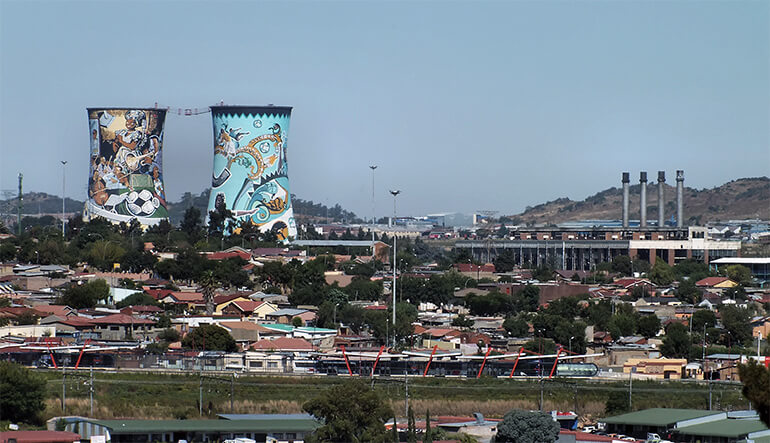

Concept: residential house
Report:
left=89, top=313, right=155, bottom=341
left=159, top=292, right=205, bottom=311
left=218, top=321, right=276, bottom=348
left=695, top=277, right=738, bottom=290
left=221, top=300, right=278, bottom=320
left=623, top=357, right=687, bottom=379
left=264, top=308, right=311, bottom=324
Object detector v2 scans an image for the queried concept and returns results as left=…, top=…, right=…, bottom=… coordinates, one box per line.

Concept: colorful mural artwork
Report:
left=85, top=108, right=168, bottom=225
left=208, top=106, right=296, bottom=240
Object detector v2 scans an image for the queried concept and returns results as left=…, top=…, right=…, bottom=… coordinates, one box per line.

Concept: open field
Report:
left=37, top=370, right=747, bottom=423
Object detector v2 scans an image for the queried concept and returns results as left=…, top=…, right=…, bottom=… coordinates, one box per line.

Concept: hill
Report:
left=504, top=177, right=770, bottom=226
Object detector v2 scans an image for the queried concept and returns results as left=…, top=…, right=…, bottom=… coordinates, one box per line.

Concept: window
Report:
left=249, top=361, right=262, bottom=368
left=268, top=361, right=278, bottom=368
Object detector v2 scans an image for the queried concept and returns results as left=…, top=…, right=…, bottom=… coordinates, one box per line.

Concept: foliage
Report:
left=181, top=324, right=237, bottom=352
left=503, top=315, right=529, bottom=337
left=522, top=338, right=556, bottom=355
left=60, top=279, right=110, bottom=309
left=303, top=379, right=392, bottom=443
left=673, top=260, right=711, bottom=281
left=366, top=302, right=417, bottom=346
left=466, top=291, right=513, bottom=316
left=637, top=315, right=661, bottom=339
left=116, top=292, right=159, bottom=308
left=407, top=404, right=417, bottom=443
left=493, top=250, right=517, bottom=273
left=199, top=270, right=217, bottom=315
left=676, top=279, right=702, bottom=304
left=719, top=305, right=753, bottom=346
left=649, top=260, right=675, bottom=286
left=738, top=360, right=770, bottom=427
left=608, top=313, right=638, bottom=340
left=0, top=361, right=46, bottom=424
left=494, top=409, right=559, bottom=443
left=726, top=264, right=752, bottom=286
left=451, top=314, right=475, bottom=329
left=515, top=285, right=540, bottom=312
left=605, top=390, right=630, bottom=415
left=611, top=255, right=633, bottom=276
left=691, top=309, right=717, bottom=332
left=157, top=328, right=180, bottom=342
left=423, top=408, right=432, bottom=443
left=661, top=322, right=691, bottom=358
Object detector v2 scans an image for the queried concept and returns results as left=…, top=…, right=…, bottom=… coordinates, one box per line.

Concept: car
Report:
left=583, top=426, right=597, bottom=433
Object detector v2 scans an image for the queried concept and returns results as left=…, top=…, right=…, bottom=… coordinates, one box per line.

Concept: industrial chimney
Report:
left=676, top=170, right=684, bottom=227
left=640, top=172, right=648, bottom=228
left=622, top=172, right=630, bottom=228
left=657, top=171, right=665, bottom=227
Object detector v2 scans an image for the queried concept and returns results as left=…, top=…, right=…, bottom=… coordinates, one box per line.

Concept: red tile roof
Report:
left=695, top=276, right=732, bottom=287
left=251, top=337, right=313, bottom=351
left=453, top=263, right=496, bottom=273
left=228, top=300, right=266, bottom=313
left=0, top=430, right=82, bottom=443
left=89, top=313, right=155, bottom=325
left=206, top=251, right=251, bottom=261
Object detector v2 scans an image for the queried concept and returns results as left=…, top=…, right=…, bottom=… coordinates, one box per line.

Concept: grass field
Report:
left=36, top=369, right=747, bottom=424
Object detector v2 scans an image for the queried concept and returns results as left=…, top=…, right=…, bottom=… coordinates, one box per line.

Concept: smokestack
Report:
left=657, top=171, right=665, bottom=227
left=640, top=171, right=647, bottom=228
left=676, top=170, right=684, bottom=227
left=622, top=172, right=630, bottom=228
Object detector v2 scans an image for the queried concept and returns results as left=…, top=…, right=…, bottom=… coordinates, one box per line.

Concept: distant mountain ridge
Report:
left=503, top=177, right=770, bottom=226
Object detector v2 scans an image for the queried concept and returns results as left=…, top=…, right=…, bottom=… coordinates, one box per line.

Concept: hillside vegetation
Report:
left=505, top=177, right=770, bottom=226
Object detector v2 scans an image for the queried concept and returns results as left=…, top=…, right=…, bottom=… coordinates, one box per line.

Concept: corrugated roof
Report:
left=676, top=418, right=768, bottom=437
left=87, top=417, right=318, bottom=433
left=601, top=408, right=718, bottom=426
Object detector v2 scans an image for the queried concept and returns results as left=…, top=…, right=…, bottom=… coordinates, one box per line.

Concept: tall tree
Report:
left=0, top=361, right=46, bottom=424
left=181, top=206, right=203, bottom=243
left=494, top=409, right=559, bottom=443
left=661, top=322, right=691, bottom=358
left=199, top=270, right=218, bottom=316
left=303, top=379, right=393, bottom=443
left=181, top=324, right=237, bottom=352
left=738, top=360, right=770, bottom=427
left=423, top=409, right=432, bottom=443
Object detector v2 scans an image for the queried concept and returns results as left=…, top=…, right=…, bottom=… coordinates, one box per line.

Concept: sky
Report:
left=1, top=0, right=768, bottom=220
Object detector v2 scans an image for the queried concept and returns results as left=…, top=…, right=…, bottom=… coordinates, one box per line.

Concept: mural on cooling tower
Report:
left=208, top=106, right=296, bottom=240
left=86, top=108, right=168, bottom=224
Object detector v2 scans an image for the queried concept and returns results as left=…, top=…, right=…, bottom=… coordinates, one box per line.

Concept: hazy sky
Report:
left=1, top=0, right=768, bottom=219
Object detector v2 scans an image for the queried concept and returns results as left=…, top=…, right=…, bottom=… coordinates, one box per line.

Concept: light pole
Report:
left=389, top=190, right=400, bottom=346
left=61, top=161, right=67, bottom=237
left=569, top=336, right=574, bottom=353
left=370, top=165, right=377, bottom=259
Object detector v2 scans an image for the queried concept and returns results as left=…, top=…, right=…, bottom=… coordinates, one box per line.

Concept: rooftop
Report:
left=601, top=408, right=718, bottom=427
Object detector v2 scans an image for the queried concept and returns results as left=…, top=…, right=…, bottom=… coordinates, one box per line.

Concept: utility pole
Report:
left=89, top=366, right=94, bottom=416
left=61, top=161, right=67, bottom=237
left=628, top=370, right=633, bottom=410
left=231, top=373, right=235, bottom=413
left=61, top=367, right=66, bottom=414
left=199, top=371, right=203, bottom=416
left=370, top=165, right=377, bottom=259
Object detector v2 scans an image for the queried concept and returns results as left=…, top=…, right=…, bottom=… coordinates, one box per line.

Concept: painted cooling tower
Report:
left=85, top=108, right=168, bottom=225
left=208, top=106, right=296, bottom=240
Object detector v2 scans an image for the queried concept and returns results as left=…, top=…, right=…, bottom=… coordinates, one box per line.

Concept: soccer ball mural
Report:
left=85, top=108, right=168, bottom=225
left=207, top=106, right=296, bottom=240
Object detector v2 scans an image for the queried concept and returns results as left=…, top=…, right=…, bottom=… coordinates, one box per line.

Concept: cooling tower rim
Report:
left=210, top=105, right=292, bottom=114
left=86, top=107, right=168, bottom=113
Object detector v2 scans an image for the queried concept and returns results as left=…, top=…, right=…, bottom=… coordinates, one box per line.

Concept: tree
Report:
left=199, top=270, right=218, bottom=316
left=423, top=408, right=432, bottom=443
left=738, top=360, right=770, bottom=427
left=494, top=409, right=559, bottom=443
left=719, top=306, right=752, bottom=346
left=0, top=361, right=46, bottom=424
left=181, top=206, right=203, bottom=243
left=605, top=390, right=630, bottom=415
left=726, top=264, right=752, bottom=286
left=181, top=324, right=237, bottom=352
left=303, top=379, right=393, bottom=443
left=451, top=314, right=475, bottom=329
left=60, top=279, right=110, bottom=309
left=611, top=255, right=633, bottom=276
left=116, top=292, right=159, bottom=308
left=649, top=261, right=675, bottom=286
left=691, top=309, right=717, bottom=332
left=503, top=316, right=529, bottom=337
left=407, top=405, right=417, bottom=443
left=676, top=279, right=701, bottom=304
left=493, top=250, right=517, bottom=273
left=661, top=322, right=691, bottom=358
left=608, top=314, right=638, bottom=340
left=637, top=315, right=661, bottom=339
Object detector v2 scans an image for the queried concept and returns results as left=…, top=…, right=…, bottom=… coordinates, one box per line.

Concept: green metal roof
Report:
left=601, top=408, right=718, bottom=426
left=87, top=418, right=319, bottom=434
left=259, top=323, right=294, bottom=332
left=676, top=418, right=768, bottom=438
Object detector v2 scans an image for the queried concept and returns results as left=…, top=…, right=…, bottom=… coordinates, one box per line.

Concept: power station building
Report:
left=207, top=106, right=296, bottom=240
left=456, top=171, right=742, bottom=270
left=84, top=108, right=168, bottom=226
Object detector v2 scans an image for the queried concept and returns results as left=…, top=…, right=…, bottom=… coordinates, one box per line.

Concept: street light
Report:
left=569, top=336, right=575, bottom=353
left=389, top=190, right=400, bottom=346
left=369, top=165, right=377, bottom=259
left=60, top=160, right=67, bottom=237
